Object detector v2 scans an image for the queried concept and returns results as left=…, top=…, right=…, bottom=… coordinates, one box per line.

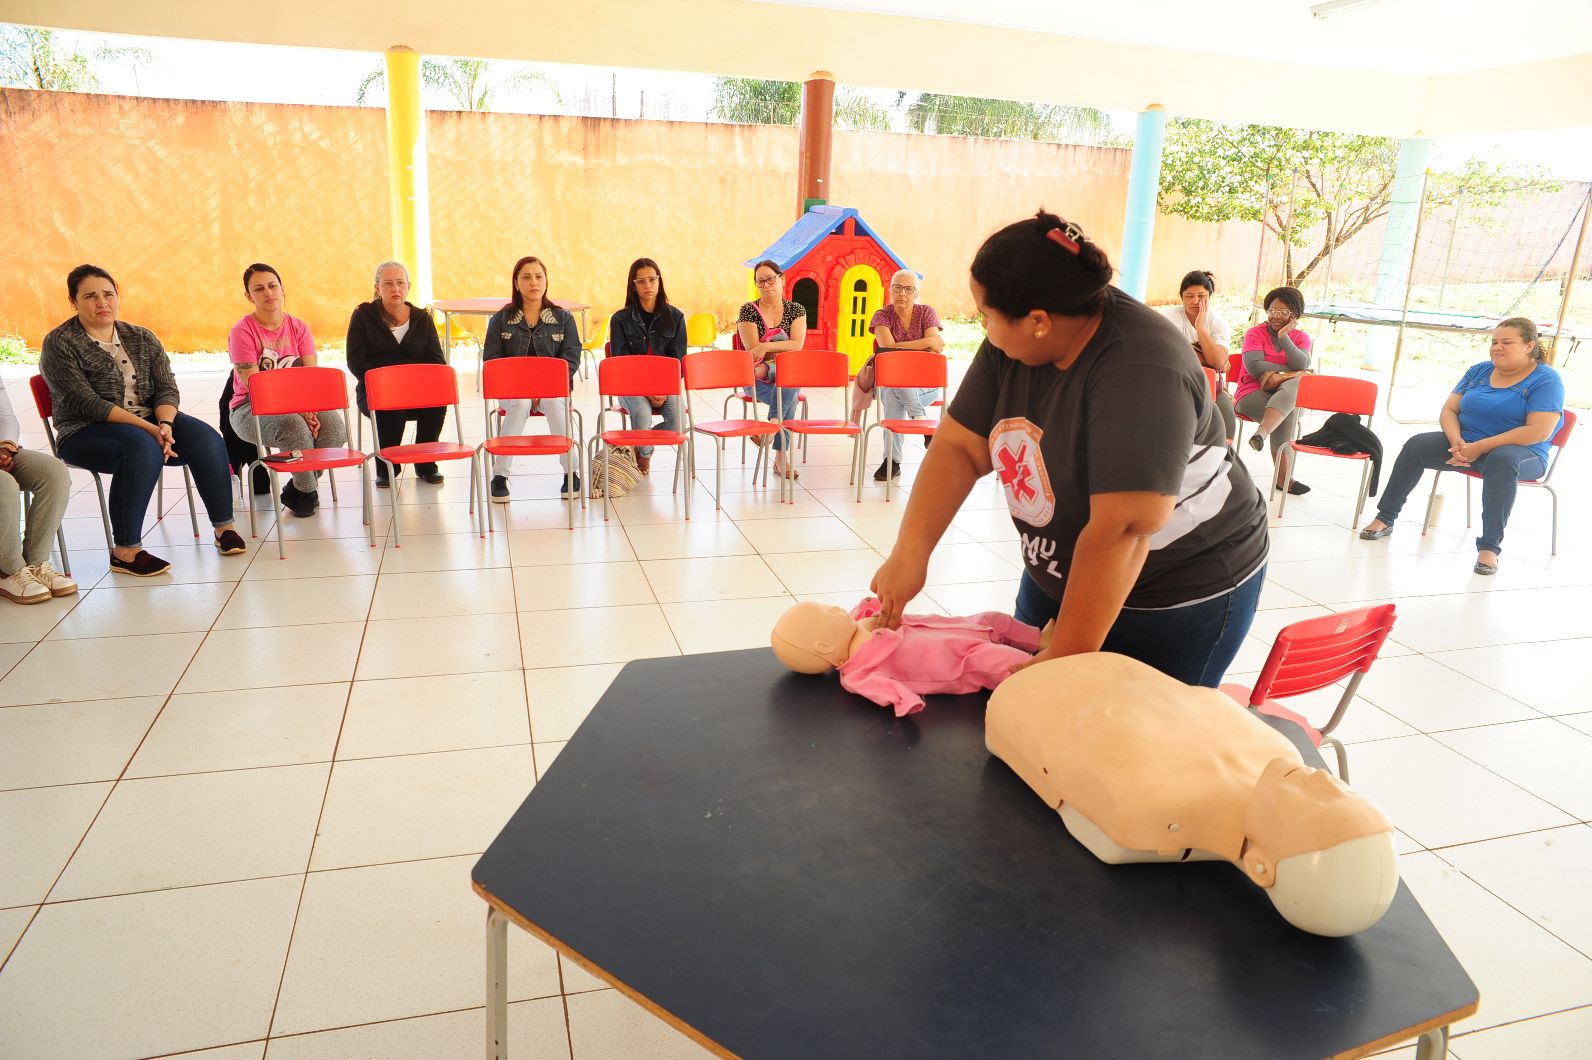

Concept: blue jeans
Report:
left=753, top=380, right=801, bottom=452
left=1013, top=565, right=1266, bottom=688
left=879, top=386, right=942, bottom=460
left=58, top=412, right=235, bottom=548
left=621, top=395, right=680, bottom=458
left=1374, top=431, right=1544, bottom=555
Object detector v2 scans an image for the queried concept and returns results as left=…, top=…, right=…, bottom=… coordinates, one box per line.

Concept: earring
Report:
left=1035, top=329, right=1047, bottom=339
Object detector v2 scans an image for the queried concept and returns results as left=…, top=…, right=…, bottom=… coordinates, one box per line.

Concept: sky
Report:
left=21, top=28, right=1592, bottom=179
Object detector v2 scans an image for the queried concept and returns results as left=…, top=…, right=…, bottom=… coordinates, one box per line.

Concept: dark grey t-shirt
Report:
left=949, top=288, right=1269, bottom=610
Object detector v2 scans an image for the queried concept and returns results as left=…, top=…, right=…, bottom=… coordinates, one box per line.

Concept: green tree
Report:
left=709, top=77, right=891, bottom=131
left=1157, top=119, right=1551, bottom=285
left=903, top=93, right=1110, bottom=143
left=357, top=57, right=559, bottom=111
left=0, top=26, right=154, bottom=92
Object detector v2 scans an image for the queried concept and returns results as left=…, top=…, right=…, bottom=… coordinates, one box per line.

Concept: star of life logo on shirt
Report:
left=990, top=417, right=1054, bottom=526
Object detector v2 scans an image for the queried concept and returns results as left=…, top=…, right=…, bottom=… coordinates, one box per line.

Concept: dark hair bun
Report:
left=971, top=209, right=1115, bottom=320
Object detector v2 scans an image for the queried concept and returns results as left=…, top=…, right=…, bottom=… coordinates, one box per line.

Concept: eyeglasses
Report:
left=633, top=277, right=659, bottom=286
left=755, top=276, right=780, bottom=287
left=890, top=284, right=917, bottom=293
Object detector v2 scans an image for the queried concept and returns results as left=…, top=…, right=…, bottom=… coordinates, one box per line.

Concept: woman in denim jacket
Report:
left=607, top=257, right=686, bottom=475
left=484, top=256, right=582, bottom=501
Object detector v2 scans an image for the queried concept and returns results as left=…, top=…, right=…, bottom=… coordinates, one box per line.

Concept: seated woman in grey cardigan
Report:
left=1234, top=286, right=1314, bottom=496
left=40, top=265, right=246, bottom=578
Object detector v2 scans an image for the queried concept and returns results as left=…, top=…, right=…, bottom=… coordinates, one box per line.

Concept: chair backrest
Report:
left=364, top=363, right=459, bottom=412
left=685, top=312, right=717, bottom=349
left=28, top=374, right=53, bottom=420
left=773, top=349, right=850, bottom=390
left=598, top=354, right=681, bottom=398
left=682, top=348, right=753, bottom=392
left=1248, top=604, right=1397, bottom=705
left=1293, top=374, right=1377, bottom=418
left=581, top=314, right=610, bottom=352
left=1539, top=408, right=1577, bottom=483
left=1202, top=366, right=1219, bottom=400
left=482, top=356, right=571, bottom=402
left=1227, top=352, right=1246, bottom=387
left=1552, top=408, right=1577, bottom=449
left=874, top=350, right=947, bottom=391
left=247, top=366, right=350, bottom=418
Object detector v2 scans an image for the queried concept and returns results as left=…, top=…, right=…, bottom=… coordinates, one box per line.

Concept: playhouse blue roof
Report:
left=744, top=205, right=912, bottom=274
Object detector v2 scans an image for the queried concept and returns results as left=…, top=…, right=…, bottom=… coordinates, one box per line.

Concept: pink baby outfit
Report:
left=839, top=599, right=1043, bottom=718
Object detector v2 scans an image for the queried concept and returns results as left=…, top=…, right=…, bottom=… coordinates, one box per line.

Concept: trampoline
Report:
left=1305, top=302, right=1584, bottom=360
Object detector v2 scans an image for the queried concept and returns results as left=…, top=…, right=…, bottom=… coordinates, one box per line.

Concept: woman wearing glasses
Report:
left=736, top=259, right=808, bottom=481
left=867, top=269, right=945, bottom=481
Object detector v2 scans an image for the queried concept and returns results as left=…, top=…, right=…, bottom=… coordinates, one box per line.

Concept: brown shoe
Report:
left=109, top=550, right=172, bottom=577
left=214, top=529, right=248, bottom=556
left=636, top=454, right=652, bottom=475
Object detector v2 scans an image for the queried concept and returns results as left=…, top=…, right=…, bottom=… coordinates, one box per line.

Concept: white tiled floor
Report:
left=1, top=362, right=1590, bottom=1058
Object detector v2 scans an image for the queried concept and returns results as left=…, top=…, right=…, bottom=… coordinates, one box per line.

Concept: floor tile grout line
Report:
left=0, top=536, right=266, bottom=973
left=261, top=502, right=394, bottom=1043
left=1417, top=843, right=1592, bottom=964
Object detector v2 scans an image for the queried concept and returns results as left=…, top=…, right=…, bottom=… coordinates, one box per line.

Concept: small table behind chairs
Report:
left=473, top=648, right=1479, bottom=1060
left=431, top=297, right=592, bottom=391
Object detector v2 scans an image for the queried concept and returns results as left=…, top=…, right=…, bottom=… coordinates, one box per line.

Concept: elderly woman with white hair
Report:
left=866, top=269, right=946, bottom=482
left=346, top=260, right=448, bottom=489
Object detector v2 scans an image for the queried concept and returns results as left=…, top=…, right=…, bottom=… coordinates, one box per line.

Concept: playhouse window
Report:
left=791, top=278, right=819, bottom=329
left=850, top=279, right=869, bottom=338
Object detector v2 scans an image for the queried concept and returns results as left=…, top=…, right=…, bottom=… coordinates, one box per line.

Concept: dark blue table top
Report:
left=474, top=648, right=1477, bottom=1059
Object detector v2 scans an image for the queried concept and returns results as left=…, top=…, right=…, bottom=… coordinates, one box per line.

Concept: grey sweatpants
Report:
left=1235, top=377, right=1302, bottom=458
left=229, top=402, right=348, bottom=491
left=0, top=448, right=71, bottom=574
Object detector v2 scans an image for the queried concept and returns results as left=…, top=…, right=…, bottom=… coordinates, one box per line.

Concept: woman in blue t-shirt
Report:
left=1359, top=318, right=1565, bottom=574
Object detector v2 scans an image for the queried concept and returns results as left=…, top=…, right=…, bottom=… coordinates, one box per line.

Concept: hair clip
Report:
left=1046, top=222, right=1085, bottom=255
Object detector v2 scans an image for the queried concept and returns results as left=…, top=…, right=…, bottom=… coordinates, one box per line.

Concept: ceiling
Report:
left=2, top=0, right=1587, bottom=137
left=749, top=0, right=1592, bottom=76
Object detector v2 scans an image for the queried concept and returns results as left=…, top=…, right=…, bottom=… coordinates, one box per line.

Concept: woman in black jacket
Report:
left=607, top=257, right=686, bottom=475
left=346, top=261, right=447, bottom=488
left=483, top=255, right=582, bottom=501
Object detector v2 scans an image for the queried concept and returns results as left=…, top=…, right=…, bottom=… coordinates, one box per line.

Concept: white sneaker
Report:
left=0, top=566, right=50, bottom=605
left=30, top=561, right=78, bottom=597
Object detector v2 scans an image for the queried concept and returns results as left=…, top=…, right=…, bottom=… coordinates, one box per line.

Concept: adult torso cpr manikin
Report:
left=986, top=653, right=1398, bottom=936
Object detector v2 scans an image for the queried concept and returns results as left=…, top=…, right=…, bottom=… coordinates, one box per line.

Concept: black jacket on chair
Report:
left=218, top=373, right=270, bottom=494
left=1295, top=412, right=1385, bottom=496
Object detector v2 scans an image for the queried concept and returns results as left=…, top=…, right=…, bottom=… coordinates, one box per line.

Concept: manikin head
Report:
left=1242, top=758, right=1398, bottom=936
left=770, top=601, right=863, bottom=674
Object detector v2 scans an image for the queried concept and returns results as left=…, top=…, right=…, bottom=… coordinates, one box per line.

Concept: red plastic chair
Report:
left=1277, top=375, right=1379, bottom=526
left=244, top=367, right=375, bottom=557
left=479, top=357, right=585, bottom=533
left=1421, top=408, right=1576, bottom=555
left=363, top=363, right=480, bottom=545
left=29, top=374, right=199, bottom=549
left=856, top=351, right=946, bottom=503
left=1220, top=603, right=1398, bottom=782
left=1228, top=352, right=1258, bottom=450
left=722, top=330, right=809, bottom=464
left=594, top=355, right=688, bottom=522
left=1202, top=366, right=1219, bottom=400
left=682, top=349, right=780, bottom=509
left=773, top=350, right=862, bottom=503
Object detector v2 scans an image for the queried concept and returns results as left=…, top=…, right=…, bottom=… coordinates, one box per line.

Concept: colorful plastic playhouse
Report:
left=744, top=205, right=914, bottom=374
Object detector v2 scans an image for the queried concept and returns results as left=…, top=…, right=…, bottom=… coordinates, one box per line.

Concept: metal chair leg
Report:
left=181, top=466, right=200, bottom=538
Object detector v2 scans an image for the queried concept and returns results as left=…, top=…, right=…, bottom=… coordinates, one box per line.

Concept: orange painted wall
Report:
left=0, top=88, right=1260, bottom=351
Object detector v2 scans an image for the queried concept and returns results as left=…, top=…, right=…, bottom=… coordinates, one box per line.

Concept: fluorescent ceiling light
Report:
left=1310, top=0, right=1391, bottom=19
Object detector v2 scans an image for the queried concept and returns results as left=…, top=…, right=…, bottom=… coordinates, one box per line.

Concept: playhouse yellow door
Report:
left=836, top=265, right=882, bottom=375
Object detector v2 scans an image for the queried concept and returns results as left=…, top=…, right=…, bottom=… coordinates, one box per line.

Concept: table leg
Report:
left=1415, top=1024, right=1449, bottom=1059
left=444, top=313, right=452, bottom=365
left=486, top=906, right=508, bottom=1059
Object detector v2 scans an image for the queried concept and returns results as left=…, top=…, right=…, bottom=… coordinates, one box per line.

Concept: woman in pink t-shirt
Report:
left=1234, top=286, right=1314, bottom=496
left=227, top=263, right=348, bottom=517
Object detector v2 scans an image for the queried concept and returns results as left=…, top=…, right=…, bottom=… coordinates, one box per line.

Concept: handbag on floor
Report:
left=589, top=444, right=643, bottom=499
